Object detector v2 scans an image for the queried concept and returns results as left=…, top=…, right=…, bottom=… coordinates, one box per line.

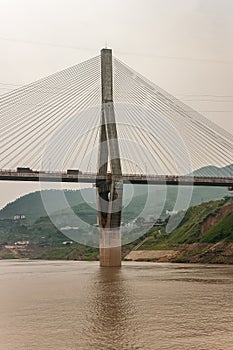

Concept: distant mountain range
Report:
left=0, top=184, right=228, bottom=224
left=191, top=164, right=233, bottom=177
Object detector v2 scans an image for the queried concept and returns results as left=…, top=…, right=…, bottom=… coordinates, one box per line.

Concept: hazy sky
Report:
left=0, top=0, right=232, bottom=208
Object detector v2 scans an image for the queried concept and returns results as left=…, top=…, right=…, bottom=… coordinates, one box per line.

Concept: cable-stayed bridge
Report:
left=0, top=48, right=232, bottom=266
left=0, top=50, right=232, bottom=176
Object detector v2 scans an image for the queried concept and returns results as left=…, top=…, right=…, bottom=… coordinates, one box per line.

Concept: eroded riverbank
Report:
left=125, top=242, right=233, bottom=264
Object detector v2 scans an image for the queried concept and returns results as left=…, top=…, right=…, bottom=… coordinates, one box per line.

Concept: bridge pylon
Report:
left=96, top=48, right=123, bottom=267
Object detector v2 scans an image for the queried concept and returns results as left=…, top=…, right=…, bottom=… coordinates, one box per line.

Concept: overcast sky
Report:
left=0, top=0, right=232, bottom=208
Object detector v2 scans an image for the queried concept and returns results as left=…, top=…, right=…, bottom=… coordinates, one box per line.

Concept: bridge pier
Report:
left=99, top=229, right=122, bottom=267
left=96, top=48, right=123, bottom=267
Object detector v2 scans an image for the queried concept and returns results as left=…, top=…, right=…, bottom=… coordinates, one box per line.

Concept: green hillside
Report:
left=164, top=199, right=228, bottom=244
left=200, top=211, right=233, bottom=243
left=0, top=188, right=96, bottom=223
left=0, top=201, right=138, bottom=260
left=1, top=196, right=233, bottom=262
left=139, top=197, right=233, bottom=250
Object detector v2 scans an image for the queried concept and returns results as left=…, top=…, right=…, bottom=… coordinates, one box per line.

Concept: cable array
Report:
left=0, top=53, right=232, bottom=177
left=113, top=57, right=233, bottom=177
left=0, top=55, right=101, bottom=170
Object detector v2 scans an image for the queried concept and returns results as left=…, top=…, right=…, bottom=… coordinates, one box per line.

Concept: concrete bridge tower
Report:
left=96, top=48, right=123, bottom=267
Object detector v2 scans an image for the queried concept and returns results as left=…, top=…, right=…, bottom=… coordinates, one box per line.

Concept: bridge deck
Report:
left=0, top=171, right=232, bottom=187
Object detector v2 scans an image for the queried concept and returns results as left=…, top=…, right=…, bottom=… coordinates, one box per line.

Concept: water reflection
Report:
left=84, top=267, right=139, bottom=350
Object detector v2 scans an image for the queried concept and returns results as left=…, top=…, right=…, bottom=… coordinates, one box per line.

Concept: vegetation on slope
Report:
left=138, top=197, right=233, bottom=251
left=200, top=211, right=233, bottom=243
left=0, top=189, right=95, bottom=223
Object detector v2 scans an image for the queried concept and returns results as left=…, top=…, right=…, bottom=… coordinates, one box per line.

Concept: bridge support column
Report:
left=96, top=48, right=123, bottom=267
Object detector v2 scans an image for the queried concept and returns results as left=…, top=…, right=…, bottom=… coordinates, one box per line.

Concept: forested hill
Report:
left=0, top=189, right=95, bottom=224
left=0, top=185, right=228, bottom=224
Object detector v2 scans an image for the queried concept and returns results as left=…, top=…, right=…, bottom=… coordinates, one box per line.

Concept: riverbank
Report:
left=1, top=241, right=233, bottom=265
left=125, top=242, right=233, bottom=264
left=0, top=243, right=99, bottom=261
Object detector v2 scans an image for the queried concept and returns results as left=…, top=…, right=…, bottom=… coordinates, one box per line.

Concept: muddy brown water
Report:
left=0, top=260, right=233, bottom=350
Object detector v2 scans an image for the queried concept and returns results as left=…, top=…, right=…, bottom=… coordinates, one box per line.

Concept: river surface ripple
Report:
left=0, top=260, right=233, bottom=350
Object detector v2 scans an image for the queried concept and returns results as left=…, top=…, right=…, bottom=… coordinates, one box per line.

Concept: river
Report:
left=0, top=260, right=233, bottom=350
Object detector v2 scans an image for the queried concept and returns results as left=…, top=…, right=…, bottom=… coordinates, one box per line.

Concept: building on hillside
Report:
left=14, top=241, right=29, bottom=246
left=13, top=214, right=26, bottom=221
